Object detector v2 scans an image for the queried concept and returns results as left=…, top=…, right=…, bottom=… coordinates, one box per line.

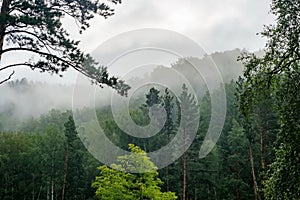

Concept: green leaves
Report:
left=238, top=0, right=300, bottom=199
left=93, top=165, right=136, bottom=200
left=92, top=144, right=177, bottom=200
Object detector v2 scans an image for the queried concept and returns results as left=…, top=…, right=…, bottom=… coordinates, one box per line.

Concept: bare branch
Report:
left=0, top=47, right=74, bottom=65
left=0, top=70, right=15, bottom=84
left=0, top=47, right=99, bottom=84
left=0, top=63, right=34, bottom=71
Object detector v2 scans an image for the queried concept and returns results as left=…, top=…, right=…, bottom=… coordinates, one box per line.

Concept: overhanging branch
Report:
left=0, top=70, right=15, bottom=84
left=0, top=47, right=75, bottom=66
left=5, top=29, right=57, bottom=53
left=0, top=63, right=35, bottom=71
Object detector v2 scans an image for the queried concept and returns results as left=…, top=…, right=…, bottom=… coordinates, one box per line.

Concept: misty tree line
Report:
left=0, top=79, right=280, bottom=199
left=0, top=0, right=299, bottom=199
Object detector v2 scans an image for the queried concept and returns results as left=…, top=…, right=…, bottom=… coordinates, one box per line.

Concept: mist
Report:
left=0, top=49, right=246, bottom=123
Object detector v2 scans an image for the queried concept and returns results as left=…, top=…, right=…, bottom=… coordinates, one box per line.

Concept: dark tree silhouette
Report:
left=0, top=0, right=130, bottom=95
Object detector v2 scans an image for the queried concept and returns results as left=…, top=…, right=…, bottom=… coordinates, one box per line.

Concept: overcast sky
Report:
left=1, top=0, right=275, bottom=83
left=76, top=0, right=274, bottom=53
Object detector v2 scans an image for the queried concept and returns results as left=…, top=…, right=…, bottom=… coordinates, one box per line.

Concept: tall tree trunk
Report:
left=47, top=186, right=49, bottom=200
left=0, top=0, right=11, bottom=61
left=260, top=130, right=265, bottom=170
left=51, top=149, right=54, bottom=200
left=183, top=128, right=187, bottom=200
left=260, top=133, right=265, bottom=172
left=214, top=185, right=217, bottom=200
left=183, top=151, right=187, bottom=200
left=37, top=185, right=42, bottom=200
left=258, top=110, right=266, bottom=200
left=51, top=180, right=54, bottom=200
left=249, top=143, right=261, bottom=200
left=258, top=112, right=266, bottom=173
left=62, top=144, right=69, bottom=200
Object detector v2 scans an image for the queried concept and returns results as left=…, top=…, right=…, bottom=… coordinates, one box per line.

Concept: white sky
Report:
left=74, top=0, right=274, bottom=52
left=0, top=0, right=275, bottom=83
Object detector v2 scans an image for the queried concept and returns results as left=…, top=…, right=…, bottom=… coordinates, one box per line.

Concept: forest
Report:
left=0, top=78, right=277, bottom=200
left=0, top=0, right=299, bottom=200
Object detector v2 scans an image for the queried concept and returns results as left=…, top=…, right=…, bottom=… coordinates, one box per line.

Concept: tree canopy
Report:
left=0, top=80, right=279, bottom=199
left=0, top=0, right=130, bottom=95
left=92, top=144, right=178, bottom=200
left=238, top=0, right=300, bottom=199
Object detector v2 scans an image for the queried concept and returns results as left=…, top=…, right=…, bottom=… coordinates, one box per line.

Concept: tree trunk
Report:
left=0, top=0, right=11, bottom=61
left=183, top=128, right=187, bottom=200
left=37, top=185, right=42, bottom=200
left=260, top=130, right=265, bottom=168
left=258, top=110, right=267, bottom=200
left=47, top=186, right=49, bottom=200
left=51, top=149, right=54, bottom=200
left=183, top=151, right=187, bottom=200
left=51, top=180, right=54, bottom=200
left=249, top=143, right=261, bottom=200
left=62, top=144, right=69, bottom=200
left=258, top=112, right=266, bottom=173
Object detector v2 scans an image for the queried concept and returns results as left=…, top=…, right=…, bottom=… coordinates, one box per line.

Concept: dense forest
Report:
left=0, top=78, right=279, bottom=199
left=0, top=0, right=299, bottom=199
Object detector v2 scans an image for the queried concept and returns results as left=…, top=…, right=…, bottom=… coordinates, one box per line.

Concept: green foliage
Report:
left=0, top=78, right=281, bottom=199
left=92, top=144, right=177, bottom=200
left=0, top=132, right=35, bottom=199
left=177, top=83, right=199, bottom=143
left=63, top=116, right=87, bottom=199
left=238, top=0, right=300, bottom=199
left=145, top=87, right=162, bottom=107
left=226, top=119, right=253, bottom=199
left=93, top=165, right=136, bottom=200
left=161, top=88, right=175, bottom=135
left=264, top=68, right=300, bottom=199
left=139, top=87, right=162, bottom=125
left=0, top=81, right=278, bottom=199
left=0, top=111, right=101, bottom=199
left=0, top=77, right=284, bottom=199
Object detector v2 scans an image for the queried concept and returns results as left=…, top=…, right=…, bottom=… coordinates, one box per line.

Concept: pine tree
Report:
left=177, top=84, right=199, bottom=200
left=0, top=0, right=130, bottom=96
left=62, top=116, right=85, bottom=200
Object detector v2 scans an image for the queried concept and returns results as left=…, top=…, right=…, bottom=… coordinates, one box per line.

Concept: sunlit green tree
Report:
left=92, top=144, right=177, bottom=200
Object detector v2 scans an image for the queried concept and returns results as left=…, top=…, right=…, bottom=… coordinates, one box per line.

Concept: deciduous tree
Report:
left=238, top=0, right=300, bottom=198
left=92, top=144, right=177, bottom=200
